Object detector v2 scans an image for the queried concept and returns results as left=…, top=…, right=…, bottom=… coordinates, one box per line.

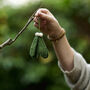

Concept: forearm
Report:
left=52, top=35, right=74, bottom=71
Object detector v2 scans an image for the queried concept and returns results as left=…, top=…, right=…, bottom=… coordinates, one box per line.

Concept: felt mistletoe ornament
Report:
left=30, top=18, right=48, bottom=59
left=30, top=32, right=48, bottom=58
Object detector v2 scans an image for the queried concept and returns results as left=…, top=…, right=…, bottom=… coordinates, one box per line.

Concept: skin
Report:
left=34, top=8, right=74, bottom=71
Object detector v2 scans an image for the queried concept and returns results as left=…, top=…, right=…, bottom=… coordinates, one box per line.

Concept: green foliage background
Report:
left=0, top=0, right=90, bottom=90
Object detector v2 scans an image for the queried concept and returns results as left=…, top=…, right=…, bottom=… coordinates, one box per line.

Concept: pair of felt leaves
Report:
left=30, top=35, right=48, bottom=59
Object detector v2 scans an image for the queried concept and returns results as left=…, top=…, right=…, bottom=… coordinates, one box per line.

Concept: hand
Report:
left=34, top=8, right=62, bottom=38
left=34, top=8, right=74, bottom=71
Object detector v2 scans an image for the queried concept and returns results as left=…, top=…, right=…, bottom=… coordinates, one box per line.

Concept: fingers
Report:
left=33, top=17, right=38, bottom=23
left=39, top=12, right=50, bottom=20
left=35, top=8, right=51, bottom=21
left=33, top=17, right=39, bottom=28
left=34, top=20, right=47, bottom=28
left=34, top=8, right=50, bottom=29
left=34, top=22, right=39, bottom=28
left=35, top=8, right=49, bottom=16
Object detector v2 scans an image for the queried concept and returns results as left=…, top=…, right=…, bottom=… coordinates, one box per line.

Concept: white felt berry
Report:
left=35, top=32, right=43, bottom=37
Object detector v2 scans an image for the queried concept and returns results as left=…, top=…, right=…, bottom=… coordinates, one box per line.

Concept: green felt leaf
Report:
left=30, top=36, right=38, bottom=58
left=37, top=37, right=48, bottom=58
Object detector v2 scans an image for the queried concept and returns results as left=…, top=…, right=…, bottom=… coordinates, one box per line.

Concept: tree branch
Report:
left=0, top=10, right=37, bottom=49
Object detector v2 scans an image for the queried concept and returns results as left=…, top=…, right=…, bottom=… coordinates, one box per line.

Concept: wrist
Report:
left=47, top=28, right=66, bottom=42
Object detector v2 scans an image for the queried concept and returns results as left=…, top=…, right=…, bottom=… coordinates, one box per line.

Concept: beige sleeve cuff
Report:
left=58, top=48, right=89, bottom=89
